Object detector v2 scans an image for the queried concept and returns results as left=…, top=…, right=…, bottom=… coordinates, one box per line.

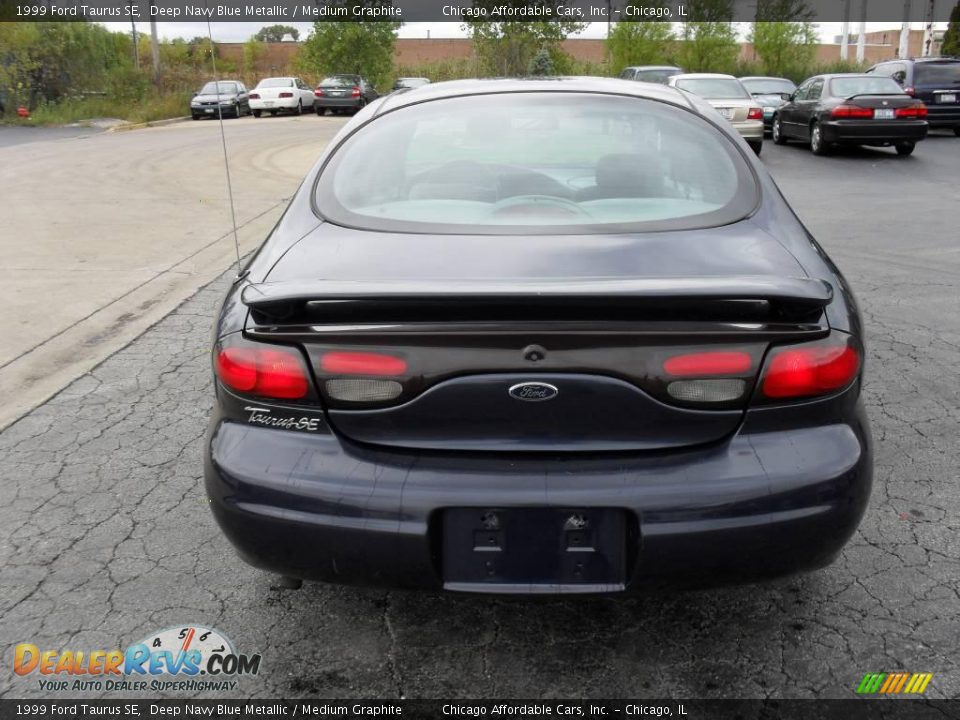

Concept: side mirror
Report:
left=787, top=92, right=796, bottom=102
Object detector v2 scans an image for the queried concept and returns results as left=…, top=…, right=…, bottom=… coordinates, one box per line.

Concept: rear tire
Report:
left=953, top=126, right=960, bottom=137
left=772, top=115, right=787, bottom=144
left=316, top=107, right=325, bottom=116
left=269, top=110, right=278, bottom=117
left=748, top=140, right=762, bottom=156
left=296, top=100, right=303, bottom=116
left=810, top=122, right=830, bottom=156
left=252, top=110, right=261, bottom=118
left=191, top=114, right=200, bottom=121
left=895, top=141, right=915, bottom=156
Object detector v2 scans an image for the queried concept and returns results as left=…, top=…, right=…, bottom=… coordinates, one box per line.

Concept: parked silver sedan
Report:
left=669, top=73, right=764, bottom=155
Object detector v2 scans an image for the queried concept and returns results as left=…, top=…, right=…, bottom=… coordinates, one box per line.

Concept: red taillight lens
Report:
left=319, top=351, right=407, bottom=376
left=278, top=92, right=293, bottom=98
left=249, top=93, right=260, bottom=99
left=351, top=87, right=361, bottom=98
left=314, top=89, right=325, bottom=97
left=216, top=345, right=309, bottom=399
left=663, top=351, right=752, bottom=377
left=747, top=107, right=763, bottom=121
left=760, top=341, right=860, bottom=400
left=831, top=104, right=874, bottom=119
left=895, top=103, right=928, bottom=118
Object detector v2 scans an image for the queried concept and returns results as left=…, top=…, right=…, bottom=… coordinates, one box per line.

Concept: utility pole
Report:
left=921, top=0, right=936, bottom=56
left=898, top=0, right=911, bottom=57
left=129, top=12, right=139, bottom=69
left=150, top=13, right=160, bottom=85
left=841, top=0, right=851, bottom=59
left=856, top=0, right=867, bottom=63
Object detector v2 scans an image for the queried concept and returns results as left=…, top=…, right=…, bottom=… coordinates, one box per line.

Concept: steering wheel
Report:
left=489, top=195, right=591, bottom=218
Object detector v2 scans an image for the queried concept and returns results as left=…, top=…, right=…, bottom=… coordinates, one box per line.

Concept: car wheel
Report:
left=954, top=126, right=960, bottom=137
left=316, top=107, right=325, bottom=116
left=252, top=110, right=261, bottom=118
left=748, top=140, right=762, bottom=156
left=810, top=122, right=830, bottom=156
left=269, top=110, right=278, bottom=117
left=895, top=141, right=915, bottom=156
left=296, top=100, right=303, bottom=116
left=191, top=114, right=200, bottom=121
left=772, top=116, right=787, bottom=145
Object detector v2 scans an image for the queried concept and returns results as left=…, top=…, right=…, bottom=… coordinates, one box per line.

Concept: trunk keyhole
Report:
left=523, top=344, right=547, bottom=362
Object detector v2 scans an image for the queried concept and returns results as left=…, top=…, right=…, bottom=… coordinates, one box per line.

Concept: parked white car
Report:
left=249, top=77, right=315, bottom=117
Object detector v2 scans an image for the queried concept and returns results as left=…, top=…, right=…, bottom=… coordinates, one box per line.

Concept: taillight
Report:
left=662, top=350, right=753, bottom=404
left=831, top=105, right=874, bottom=119
left=351, top=87, right=361, bottom=98
left=249, top=93, right=260, bottom=99
left=895, top=103, right=928, bottom=119
left=216, top=343, right=310, bottom=399
left=904, top=86, right=915, bottom=97
left=319, top=351, right=407, bottom=376
left=278, top=92, right=293, bottom=98
left=747, top=107, right=763, bottom=121
left=664, top=351, right=752, bottom=377
left=314, top=89, right=325, bottom=97
left=759, top=337, right=860, bottom=401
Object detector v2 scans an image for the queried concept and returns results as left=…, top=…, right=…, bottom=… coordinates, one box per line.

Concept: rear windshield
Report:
left=200, top=82, right=238, bottom=94
left=635, top=69, right=681, bottom=84
left=914, top=62, right=960, bottom=86
left=674, top=78, right=750, bottom=100
left=314, top=93, right=757, bottom=235
left=321, top=76, right=358, bottom=87
left=741, top=78, right=796, bottom=95
left=257, top=78, right=294, bottom=88
left=830, top=76, right=905, bottom=97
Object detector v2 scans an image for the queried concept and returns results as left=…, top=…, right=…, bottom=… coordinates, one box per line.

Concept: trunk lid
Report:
left=245, top=223, right=830, bottom=452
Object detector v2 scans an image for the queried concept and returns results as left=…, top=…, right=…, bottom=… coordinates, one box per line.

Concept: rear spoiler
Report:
left=241, top=276, right=833, bottom=323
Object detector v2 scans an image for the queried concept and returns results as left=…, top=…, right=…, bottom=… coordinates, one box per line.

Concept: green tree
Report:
left=606, top=15, right=676, bottom=73
left=254, top=25, right=301, bottom=43
left=464, top=6, right=586, bottom=77
left=677, top=1, right=738, bottom=73
left=528, top=46, right=555, bottom=75
left=243, top=38, right=267, bottom=75
left=943, top=2, right=960, bottom=57
left=750, top=22, right=817, bottom=77
left=298, top=4, right=400, bottom=89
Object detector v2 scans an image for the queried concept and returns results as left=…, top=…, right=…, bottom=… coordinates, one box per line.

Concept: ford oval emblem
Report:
left=509, top=382, right=559, bottom=402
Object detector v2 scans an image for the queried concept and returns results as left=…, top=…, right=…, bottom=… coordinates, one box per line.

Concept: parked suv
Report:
left=867, top=57, right=960, bottom=135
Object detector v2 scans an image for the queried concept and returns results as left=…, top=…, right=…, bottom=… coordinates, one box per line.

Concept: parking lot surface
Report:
left=2, top=130, right=959, bottom=699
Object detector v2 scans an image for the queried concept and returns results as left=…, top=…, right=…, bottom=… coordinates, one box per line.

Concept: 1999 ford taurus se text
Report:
left=204, top=78, right=872, bottom=594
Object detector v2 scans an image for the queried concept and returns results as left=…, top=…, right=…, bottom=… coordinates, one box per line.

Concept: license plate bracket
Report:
left=442, top=507, right=628, bottom=591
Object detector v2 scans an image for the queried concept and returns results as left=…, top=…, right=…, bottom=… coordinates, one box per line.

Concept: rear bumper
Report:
left=314, top=97, right=363, bottom=109
left=732, top=120, right=764, bottom=141
left=250, top=98, right=298, bottom=111
left=821, top=119, right=928, bottom=144
left=204, top=401, right=872, bottom=594
left=925, top=105, right=960, bottom=127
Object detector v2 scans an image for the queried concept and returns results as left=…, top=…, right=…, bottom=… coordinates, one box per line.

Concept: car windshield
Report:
left=914, top=62, right=960, bottom=86
left=741, top=78, right=796, bottom=95
left=316, top=93, right=756, bottom=235
left=257, top=78, right=294, bottom=88
left=635, top=69, right=681, bottom=84
left=830, top=77, right=905, bottom=97
left=674, top=78, right=750, bottom=100
left=200, top=82, right=238, bottom=95
left=321, top=76, right=358, bottom=87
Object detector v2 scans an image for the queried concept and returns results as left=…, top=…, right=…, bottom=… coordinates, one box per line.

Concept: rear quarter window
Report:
left=314, top=92, right=759, bottom=235
left=914, top=63, right=960, bottom=86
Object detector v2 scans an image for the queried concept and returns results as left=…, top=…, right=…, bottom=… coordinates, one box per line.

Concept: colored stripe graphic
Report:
left=857, top=672, right=932, bottom=694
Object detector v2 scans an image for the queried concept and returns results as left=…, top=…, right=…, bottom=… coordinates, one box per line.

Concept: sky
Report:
left=100, top=20, right=946, bottom=43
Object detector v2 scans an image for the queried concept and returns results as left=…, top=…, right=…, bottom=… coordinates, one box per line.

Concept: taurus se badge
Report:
left=508, top=382, right=559, bottom=402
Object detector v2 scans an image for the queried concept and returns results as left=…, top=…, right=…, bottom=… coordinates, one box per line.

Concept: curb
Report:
left=109, top=116, right=191, bottom=132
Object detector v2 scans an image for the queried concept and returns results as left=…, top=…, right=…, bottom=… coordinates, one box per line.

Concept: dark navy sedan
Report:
left=204, top=78, right=872, bottom=594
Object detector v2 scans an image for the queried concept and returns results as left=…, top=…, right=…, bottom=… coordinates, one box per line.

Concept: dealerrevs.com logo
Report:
left=14, top=625, right=261, bottom=693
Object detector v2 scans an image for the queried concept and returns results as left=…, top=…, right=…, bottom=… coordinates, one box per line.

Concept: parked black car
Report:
left=206, top=78, right=871, bottom=594
left=190, top=80, right=251, bottom=120
left=739, top=76, right=797, bottom=133
left=619, top=65, right=685, bottom=84
left=314, top=75, right=379, bottom=115
left=772, top=74, right=928, bottom=155
left=867, top=57, right=960, bottom=135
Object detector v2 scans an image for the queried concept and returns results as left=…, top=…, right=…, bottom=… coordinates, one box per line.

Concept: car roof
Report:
left=625, top=65, right=682, bottom=70
left=671, top=73, right=738, bottom=80
left=376, top=77, right=696, bottom=114
left=739, top=76, right=794, bottom=82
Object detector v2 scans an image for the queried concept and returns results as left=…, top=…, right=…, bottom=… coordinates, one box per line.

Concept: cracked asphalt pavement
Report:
left=2, top=131, right=959, bottom=700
